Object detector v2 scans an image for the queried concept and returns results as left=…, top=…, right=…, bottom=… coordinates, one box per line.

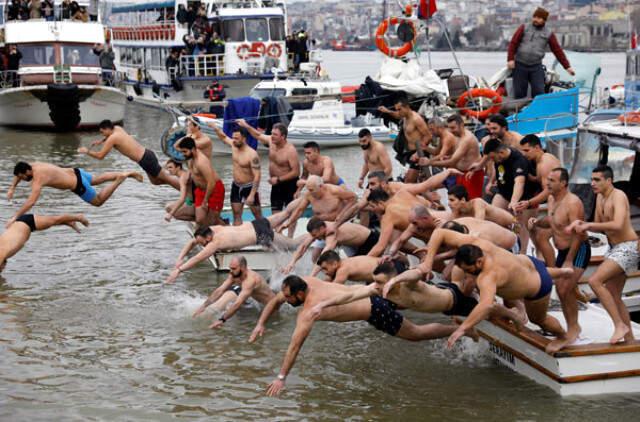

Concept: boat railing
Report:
left=178, top=54, right=225, bottom=78
left=110, top=21, right=179, bottom=42
left=0, top=71, right=20, bottom=88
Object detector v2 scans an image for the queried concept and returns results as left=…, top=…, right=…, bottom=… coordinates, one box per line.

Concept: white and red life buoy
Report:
left=266, top=43, right=282, bottom=58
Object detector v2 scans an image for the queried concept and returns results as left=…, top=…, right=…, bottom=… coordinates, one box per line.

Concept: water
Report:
left=1, top=51, right=638, bottom=421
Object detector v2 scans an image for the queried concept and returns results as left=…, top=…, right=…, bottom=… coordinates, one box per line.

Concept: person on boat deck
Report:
left=192, top=256, right=276, bottom=329
left=565, top=165, right=639, bottom=345
left=508, top=7, right=575, bottom=99
left=0, top=213, right=89, bottom=274
left=88, top=0, right=98, bottom=22
left=28, top=0, right=41, bottom=20
left=41, top=0, right=54, bottom=21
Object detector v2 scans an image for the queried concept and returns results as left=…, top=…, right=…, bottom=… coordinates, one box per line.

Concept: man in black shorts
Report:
left=1, top=214, right=89, bottom=273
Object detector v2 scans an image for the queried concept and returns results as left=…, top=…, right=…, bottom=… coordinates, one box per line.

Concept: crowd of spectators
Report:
left=286, top=30, right=310, bottom=71
left=6, top=0, right=99, bottom=22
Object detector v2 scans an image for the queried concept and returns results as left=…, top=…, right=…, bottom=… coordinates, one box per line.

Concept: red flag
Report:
left=632, top=31, right=638, bottom=50
left=419, top=0, right=437, bottom=20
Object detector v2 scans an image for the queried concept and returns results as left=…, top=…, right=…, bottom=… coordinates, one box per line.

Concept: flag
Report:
left=632, top=31, right=638, bottom=50
left=418, top=0, right=437, bottom=20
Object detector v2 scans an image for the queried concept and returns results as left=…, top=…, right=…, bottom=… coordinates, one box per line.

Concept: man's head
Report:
left=98, top=119, right=115, bottom=136
left=372, top=261, right=398, bottom=285
left=409, top=205, right=435, bottom=229
left=532, top=7, right=549, bottom=27
left=454, top=244, right=485, bottom=275
left=272, top=123, right=288, bottom=146
left=13, top=161, right=33, bottom=182
left=486, top=114, right=508, bottom=140
left=394, top=97, right=412, bottom=118
left=367, top=171, right=388, bottom=191
left=358, top=128, right=372, bottom=150
left=303, top=141, right=320, bottom=161
left=367, top=188, right=390, bottom=213
left=306, top=217, right=327, bottom=239
left=447, top=185, right=470, bottom=213
left=443, top=220, right=469, bottom=234
left=428, top=116, right=446, bottom=137
left=519, top=134, right=543, bottom=161
left=194, top=226, right=213, bottom=246
left=165, top=159, right=182, bottom=176
left=483, top=138, right=510, bottom=163
left=446, top=114, right=464, bottom=137
left=547, top=167, right=569, bottom=195
left=316, top=250, right=341, bottom=278
left=229, top=255, right=247, bottom=278
left=177, top=136, right=197, bottom=159
left=281, top=275, right=308, bottom=307
left=187, top=117, right=201, bottom=133
left=306, top=175, right=323, bottom=194
left=232, top=127, right=249, bottom=148
left=591, top=165, right=614, bottom=194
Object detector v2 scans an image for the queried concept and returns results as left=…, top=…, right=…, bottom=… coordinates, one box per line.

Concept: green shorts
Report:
left=185, top=198, right=194, bottom=206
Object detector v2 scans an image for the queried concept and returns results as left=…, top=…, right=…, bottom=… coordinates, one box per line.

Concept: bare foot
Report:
left=66, top=222, right=81, bottom=233
left=610, top=324, right=630, bottom=344
left=126, top=172, right=144, bottom=183
left=464, top=327, right=480, bottom=342
left=545, top=337, right=570, bottom=354
left=75, top=214, right=89, bottom=227
left=624, top=330, right=635, bottom=343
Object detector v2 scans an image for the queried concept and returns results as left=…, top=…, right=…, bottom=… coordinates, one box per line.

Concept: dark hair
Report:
left=232, top=255, right=248, bottom=268
left=483, top=138, right=505, bottom=155
left=446, top=114, right=464, bottom=125
left=373, top=261, right=397, bottom=277
left=180, top=137, right=196, bottom=150
left=233, top=127, right=249, bottom=139
left=394, top=97, right=411, bottom=108
left=368, top=188, right=390, bottom=203
left=487, top=113, right=508, bottom=129
left=454, top=244, right=484, bottom=266
left=447, top=184, right=469, bottom=201
left=99, top=119, right=114, bottom=130
left=317, top=250, right=341, bottom=265
left=282, top=274, right=308, bottom=294
left=166, top=159, right=182, bottom=168
left=358, top=128, right=372, bottom=138
left=272, top=123, right=288, bottom=138
left=303, top=141, right=320, bottom=151
left=592, top=165, right=613, bottom=180
left=367, top=170, right=387, bottom=181
left=194, top=226, right=213, bottom=238
left=552, top=167, right=569, bottom=184
left=13, top=161, right=31, bottom=176
left=306, top=217, right=326, bottom=233
left=520, top=134, right=542, bottom=148
left=443, top=221, right=469, bottom=234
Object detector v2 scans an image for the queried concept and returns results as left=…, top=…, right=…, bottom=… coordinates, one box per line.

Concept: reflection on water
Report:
left=0, top=52, right=638, bottom=420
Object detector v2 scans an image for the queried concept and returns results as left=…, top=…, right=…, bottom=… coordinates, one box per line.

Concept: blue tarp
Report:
left=223, top=97, right=261, bottom=150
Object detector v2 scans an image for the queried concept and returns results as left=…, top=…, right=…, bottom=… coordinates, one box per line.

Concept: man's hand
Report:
left=164, top=213, right=173, bottom=223
left=90, top=139, right=103, bottom=147
left=165, top=268, right=181, bottom=284
left=357, top=178, right=364, bottom=189
left=508, top=202, right=519, bottom=213
left=192, top=304, right=207, bottom=318
left=280, top=262, right=295, bottom=274
left=447, top=168, right=464, bottom=178
left=209, top=319, right=224, bottom=329
left=567, top=67, right=576, bottom=76
left=5, top=216, right=16, bottom=228
left=564, top=220, right=583, bottom=235
left=309, top=303, right=325, bottom=320
left=574, top=221, right=589, bottom=234
left=382, top=278, right=399, bottom=299
left=507, top=60, right=515, bottom=70
left=7, top=188, right=14, bottom=201
left=513, top=200, right=529, bottom=213
left=199, top=201, right=209, bottom=211
left=447, top=326, right=466, bottom=349
left=269, top=176, right=278, bottom=185
left=236, top=118, right=248, bottom=128
left=77, top=147, right=89, bottom=154
left=246, top=193, right=256, bottom=206
left=249, top=324, right=265, bottom=343
left=527, top=217, right=538, bottom=232
left=485, top=181, right=495, bottom=196
left=377, top=105, right=390, bottom=114
left=266, top=378, right=286, bottom=397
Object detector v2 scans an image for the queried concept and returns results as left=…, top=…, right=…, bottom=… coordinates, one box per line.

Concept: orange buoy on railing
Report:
left=457, top=88, right=503, bottom=120
left=341, top=85, right=359, bottom=103
left=618, top=112, right=640, bottom=124
left=375, top=17, right=416, bottom=58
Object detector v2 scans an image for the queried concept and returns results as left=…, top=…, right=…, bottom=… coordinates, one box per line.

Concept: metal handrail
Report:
left=179, top=54, right=225, bottom=77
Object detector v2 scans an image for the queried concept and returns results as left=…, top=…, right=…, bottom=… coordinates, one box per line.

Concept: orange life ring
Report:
left=375, top=17, right=416, bottom=58
left=341, top=85, right=359, bottom=103
left=193, top=113, right=217, bottom=119
left=266, top=43, right=282, bottom=58
left=237, top=44, right=252, bottom=60
left=457, top=88, right=503, bottom=120
left=251, top=42, right=266, bottom=55
left=611, top=83, right=624, bottom=90
left=618, top=112, right=640, bottom=124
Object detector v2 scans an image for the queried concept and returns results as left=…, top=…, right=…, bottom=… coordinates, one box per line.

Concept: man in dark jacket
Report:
left=507, top=7, right=575, bottom=99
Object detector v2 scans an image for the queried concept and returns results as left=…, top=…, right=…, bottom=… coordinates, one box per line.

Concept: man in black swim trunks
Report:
left=254, top=275, right=473, bottom=396
left=0, top=214, right=89, bottom=273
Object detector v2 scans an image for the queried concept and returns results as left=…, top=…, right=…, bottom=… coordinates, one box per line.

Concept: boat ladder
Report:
left=53, top=65, right=72, bottom=84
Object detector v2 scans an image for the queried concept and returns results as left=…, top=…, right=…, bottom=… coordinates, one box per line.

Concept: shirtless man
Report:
left=77, top=119, right=179, bottom=189
left=259, top=275, right=472, bottom=396
left=283, top=217, right=381, bottom=274
left=387, top=204, right=448, bottom=258
left=192, top=256, right=275, bottom=328
left=176, top=137, right=225, bottom=226
left=211, top=125, right=262, bottom=224
left=164, top=159, right=195, bottom=223
left=447, top=185, right=516, bottom=228
left=420, top=114, right=484, bottom=199
left=296, top=142, right=344, bottom=196
left=367, top=190, right=451, bottom=257
left=316, top=250, right=408, bottom=284
left=443, top=218, right=519, bottom=252
left=0, top=213, right=89, bottom=273
left=565, top=165, right=639, bottom=344
left=422, top=117, right=458, bottom=188
left=402, top=228, right=572, bottom=351
left=528, top=167, right=590, bottom=351
left=378, top=98, right=431, bottom=183
left=7, top=162, right=141, bottom=226
left=237, top=120, right=300, bottom=213
left=357, top=128, right=392, bottom=188
left=165, top=211, right=303, bottom=284
left=185, top=117, right=213, bottom=159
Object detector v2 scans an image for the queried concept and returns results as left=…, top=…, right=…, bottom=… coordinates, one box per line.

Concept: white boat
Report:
left=0, top=5, right=126, bottom=130
left=474, top=303, right=640, bottom=396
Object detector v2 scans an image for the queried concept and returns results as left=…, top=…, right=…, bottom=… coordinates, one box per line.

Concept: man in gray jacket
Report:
left=507, top=7, right=575, bottom=99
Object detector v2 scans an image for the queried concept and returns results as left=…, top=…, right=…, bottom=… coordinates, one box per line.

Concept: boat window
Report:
left=60, top=45, right=99, bottom=66
left=18, top=44, right=56, bottom=66
left=250, top=88, right=287, bottom=99
left=245, top=18, right=269, bottom=42
left=222, top=19, right=245, bottom=42
left=291, top=88, right=318, bottom=96
left=269, top=17, right=285, bottom=41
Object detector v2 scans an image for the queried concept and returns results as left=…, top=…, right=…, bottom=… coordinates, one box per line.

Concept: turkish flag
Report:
left=632, top=31, right=638, bottom=50
left=418, top=0, right=437, bottom=20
